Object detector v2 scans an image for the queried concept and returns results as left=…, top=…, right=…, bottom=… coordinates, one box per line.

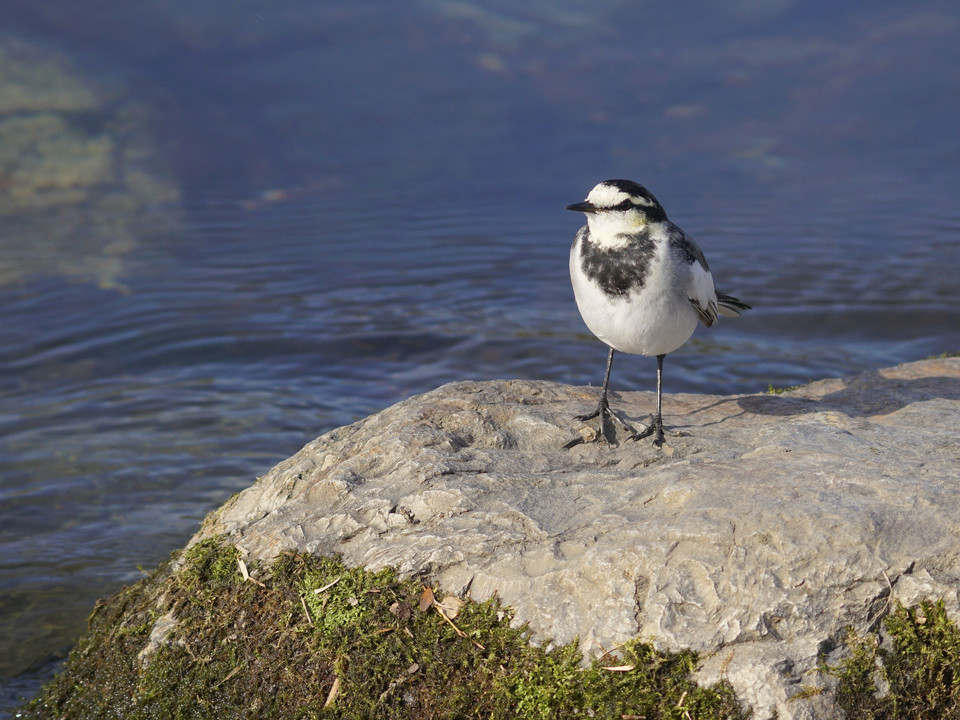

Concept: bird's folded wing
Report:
left=687, top=261, right=719, bottom=328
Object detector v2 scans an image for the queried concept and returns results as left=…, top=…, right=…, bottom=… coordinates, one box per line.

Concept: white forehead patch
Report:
left=585, top=183, right=630, bottom=208
left=585, top=182, right=653, bottom=209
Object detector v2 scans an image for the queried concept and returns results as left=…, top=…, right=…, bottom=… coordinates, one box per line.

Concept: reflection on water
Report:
left=0, top=37, right=179, bottom=290
left=2, top=0, right=959, bottom=712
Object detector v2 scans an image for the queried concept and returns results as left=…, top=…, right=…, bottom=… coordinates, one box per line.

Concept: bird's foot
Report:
left=633, top=417, right=665, bottom=448
left=573, top=408, right=601, bottom=423
left=568, top=399, right=641, bottom=446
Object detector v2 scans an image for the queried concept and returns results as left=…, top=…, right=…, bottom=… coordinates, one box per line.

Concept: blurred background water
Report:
left=1, top=0, right=958, bottom=712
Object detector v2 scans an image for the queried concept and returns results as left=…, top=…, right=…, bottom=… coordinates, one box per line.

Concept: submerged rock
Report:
left=0, top=35, right=179, bottom=288
left=193, top=356, right=960, bottom=719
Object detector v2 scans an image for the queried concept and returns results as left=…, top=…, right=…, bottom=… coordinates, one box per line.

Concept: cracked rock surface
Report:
left=196, top=357, right=960, bottom=719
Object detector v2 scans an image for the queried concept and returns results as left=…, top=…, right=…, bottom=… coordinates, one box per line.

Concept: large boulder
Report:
left=194, top=356, right=960, bottom=719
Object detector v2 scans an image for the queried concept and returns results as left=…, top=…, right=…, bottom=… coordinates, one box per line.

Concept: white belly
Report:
left=570, top=243, right=699, bottom=356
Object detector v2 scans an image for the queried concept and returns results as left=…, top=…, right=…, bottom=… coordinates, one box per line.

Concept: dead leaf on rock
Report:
left=389, top=601, right=412, bottom=622
left=419, top=586, right=435, bottom=612
left=435, top=594, right=464, bottom=620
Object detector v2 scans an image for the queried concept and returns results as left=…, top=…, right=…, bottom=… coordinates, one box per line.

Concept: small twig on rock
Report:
left=434, top=606, right=467, bottom=637
left=719, top=650, right=735, bottom=676
left=323, top=676, right=340, bottom=708
left=236, top=556, right=265, bottom=587
left=597, top=641, right=628, bottom=663
left=300, top=594, right=314, bottom=627
left=864, top=569, right=897, bottom=632
left=434, top=598, right=485, bottom=650
left=215, top=663, right=244, bottom=688
left=314, top=576, right=342, bottom=594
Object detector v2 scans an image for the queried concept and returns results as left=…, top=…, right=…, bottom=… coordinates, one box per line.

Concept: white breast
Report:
left=570, top=238, right=702, bottom=357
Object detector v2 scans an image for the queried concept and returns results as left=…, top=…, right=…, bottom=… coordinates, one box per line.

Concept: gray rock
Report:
left=195, top=357, right=960, bottom=719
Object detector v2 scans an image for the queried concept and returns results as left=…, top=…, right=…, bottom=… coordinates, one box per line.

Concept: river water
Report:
left=2, top=0, right=959, bottom=712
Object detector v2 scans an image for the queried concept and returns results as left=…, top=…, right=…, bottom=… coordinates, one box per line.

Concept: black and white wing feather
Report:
left=668, top=227, right=720, bottom=327
left=668, top=226, right=751, bottom=327
left=716, top=292, right=751, bottom=317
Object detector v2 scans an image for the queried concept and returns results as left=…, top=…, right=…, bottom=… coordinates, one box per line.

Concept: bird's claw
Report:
left=567, top=401, right=665, bottom=448
left=571, top=401, right=642, bottom=445
left=633, top=420, right=665, bottom=447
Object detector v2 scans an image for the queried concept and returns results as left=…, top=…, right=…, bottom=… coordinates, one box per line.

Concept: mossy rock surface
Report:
left=192, top=359, right=960, bottom=717
left=20, top=537, right=960, bottom=719
left=18, top=537, right=747, bottom=719
left=17, top=361, right=960, bottom=718
left=828, top=599, right=960, bottom=720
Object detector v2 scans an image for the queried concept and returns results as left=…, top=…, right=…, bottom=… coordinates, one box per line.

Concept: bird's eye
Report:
left=612, top=200, right=635, bottom=211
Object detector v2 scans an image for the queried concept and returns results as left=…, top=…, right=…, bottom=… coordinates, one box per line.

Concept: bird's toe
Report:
left=574, top=409, right=601, bottom=423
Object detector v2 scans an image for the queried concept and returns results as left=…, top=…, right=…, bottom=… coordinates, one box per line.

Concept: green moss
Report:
left=19, top=537, right=748, bottom=719
left=827, top=599, right=960, bottom=719
left=766, top=382, right=806, bottom=394
left=180, top=537, right=242, bottom=586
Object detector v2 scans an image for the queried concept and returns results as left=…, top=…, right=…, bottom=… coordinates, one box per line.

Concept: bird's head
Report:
left=566, top=179, right=668, bottom=233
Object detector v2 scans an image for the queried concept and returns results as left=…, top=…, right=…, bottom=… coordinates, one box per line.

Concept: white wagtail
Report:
left=567, top=179, right=750, bottom=447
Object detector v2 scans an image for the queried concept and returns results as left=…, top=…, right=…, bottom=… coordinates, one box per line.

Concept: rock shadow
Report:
left=738, top=371, right=960, bottom=418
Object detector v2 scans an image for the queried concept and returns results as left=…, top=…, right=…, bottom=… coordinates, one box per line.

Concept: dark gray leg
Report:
left=652, top=353, right=665, bottom=446
left=574, top=347, right=640, bottom=443
left=634, top=353, right=665, bottom=446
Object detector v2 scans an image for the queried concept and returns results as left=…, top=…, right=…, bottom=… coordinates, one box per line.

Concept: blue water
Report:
left=2, top=0, right=959, bottom=712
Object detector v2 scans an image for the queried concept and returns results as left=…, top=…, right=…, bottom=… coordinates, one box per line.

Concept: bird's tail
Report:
left=717, top=292, right=751, bottom=318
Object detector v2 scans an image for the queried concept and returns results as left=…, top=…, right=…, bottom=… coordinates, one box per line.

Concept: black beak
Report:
left=566, top=201, right=597, bottom=213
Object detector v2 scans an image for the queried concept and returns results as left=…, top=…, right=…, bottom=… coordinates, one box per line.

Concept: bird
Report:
left=566, top=179, right=750, bottom=447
